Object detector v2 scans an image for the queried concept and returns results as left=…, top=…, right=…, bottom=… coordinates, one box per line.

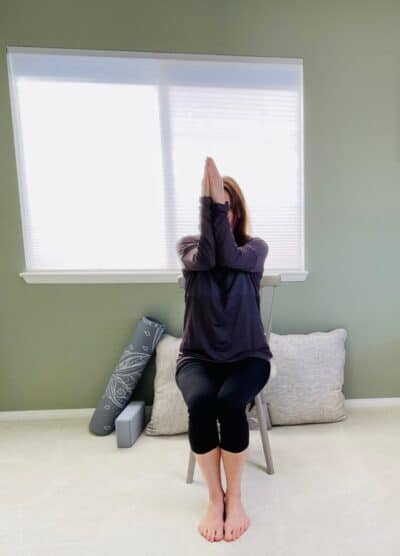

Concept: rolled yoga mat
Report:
left=89, top=315, right=166, bottom=436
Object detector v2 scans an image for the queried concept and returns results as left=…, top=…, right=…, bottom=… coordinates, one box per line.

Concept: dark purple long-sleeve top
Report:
left=175, top=195, right=273, bottom=372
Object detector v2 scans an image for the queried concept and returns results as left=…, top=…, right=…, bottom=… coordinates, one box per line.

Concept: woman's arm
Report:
left=211, top=201, right=268, bottom=272
left=176, top=160, right=216, bottom=271
left=206, top=156, right=268, bottom=272
left=176, top=195, right=216, bottom=271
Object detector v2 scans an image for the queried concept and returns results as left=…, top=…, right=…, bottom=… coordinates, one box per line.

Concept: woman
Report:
left=175, top=157, right=272, bottom=543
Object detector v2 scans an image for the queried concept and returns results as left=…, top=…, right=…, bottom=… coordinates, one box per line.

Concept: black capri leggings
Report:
left=175, top=356, right=271, bottom=454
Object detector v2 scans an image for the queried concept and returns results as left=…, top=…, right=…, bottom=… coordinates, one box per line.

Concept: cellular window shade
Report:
left=7, top=47, right=303, bottom=275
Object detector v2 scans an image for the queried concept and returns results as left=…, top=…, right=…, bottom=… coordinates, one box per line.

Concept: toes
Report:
left=199, top=522, right=225, bottom=543
left=224, top=523, right=248, bottom=541
left=215, top=531, right=223, bottom=541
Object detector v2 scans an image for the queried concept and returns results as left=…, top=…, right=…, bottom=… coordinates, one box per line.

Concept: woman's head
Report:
left=221, top=176, right=253, bottom=245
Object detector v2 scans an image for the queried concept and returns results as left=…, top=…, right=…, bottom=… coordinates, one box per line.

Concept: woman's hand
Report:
left=206, top=157, right=225, bottom=204
left=201, top=158, right=211, bottom=197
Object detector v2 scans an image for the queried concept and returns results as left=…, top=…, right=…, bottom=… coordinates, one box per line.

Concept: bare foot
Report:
left=223, top=494, right=250, bottom=541
left=198, top=494, right=225, bottom=542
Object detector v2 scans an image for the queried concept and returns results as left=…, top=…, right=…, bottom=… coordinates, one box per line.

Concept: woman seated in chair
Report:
left=175, top=157, right=273, bottom=543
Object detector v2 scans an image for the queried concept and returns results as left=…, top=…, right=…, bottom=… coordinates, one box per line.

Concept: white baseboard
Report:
left=0, top=398, right=399, bottom=422
left=0, top=406, right=153, bottom=422
left=344, top=397, right=400, bottom=407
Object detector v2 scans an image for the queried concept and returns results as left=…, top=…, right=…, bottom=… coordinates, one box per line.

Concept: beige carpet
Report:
left=1, top=399, right=400, bottom=555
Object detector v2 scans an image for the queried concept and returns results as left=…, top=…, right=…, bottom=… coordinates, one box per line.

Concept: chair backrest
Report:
left=177, top=273, right=282, bottom=343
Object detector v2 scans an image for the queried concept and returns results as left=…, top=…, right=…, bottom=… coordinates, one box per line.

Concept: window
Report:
left=7, top=46, right=306, bottom=283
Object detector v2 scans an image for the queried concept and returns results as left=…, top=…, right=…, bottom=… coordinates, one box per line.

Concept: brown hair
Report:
left=221, top=175, right=253, bottom=246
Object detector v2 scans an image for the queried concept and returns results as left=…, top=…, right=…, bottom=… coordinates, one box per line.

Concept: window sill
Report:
left=19, top=269, right=309, bottom=284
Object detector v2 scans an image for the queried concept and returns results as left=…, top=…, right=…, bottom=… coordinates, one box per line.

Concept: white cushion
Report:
left=263, top=328, right=347, bottom=425
left=145, top=334, right=186, bottom=435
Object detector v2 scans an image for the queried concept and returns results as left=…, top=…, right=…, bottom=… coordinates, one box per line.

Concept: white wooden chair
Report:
left=177, top=274, right=281, bottom=482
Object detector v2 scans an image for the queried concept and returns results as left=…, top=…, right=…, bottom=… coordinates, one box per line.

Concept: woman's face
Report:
left=224, top=190, right=234, bottom=229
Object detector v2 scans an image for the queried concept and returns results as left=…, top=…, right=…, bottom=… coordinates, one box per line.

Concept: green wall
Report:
left=1, top=0, right=399, bottom=411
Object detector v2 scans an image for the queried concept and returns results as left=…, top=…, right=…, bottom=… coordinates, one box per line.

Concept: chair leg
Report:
left=186, top=449, right=196, bottom=483
left=265, top=401, right=272, bottom=430
left=255, top=393, right=275, bottom=474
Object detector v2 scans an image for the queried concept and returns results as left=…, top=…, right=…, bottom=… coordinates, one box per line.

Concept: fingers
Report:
left=204, top=161, right=210, bottom=195
left=201, top=159, right=211, bottom=196
left=206, top=157, right=216, bottom=175
left=205, top=158, right=224, bottom=203
left=206, top=162, right=211, bottom=190
left=206, top=157, right=216, bottom=181
left=206, top=157, right=222, bottom=187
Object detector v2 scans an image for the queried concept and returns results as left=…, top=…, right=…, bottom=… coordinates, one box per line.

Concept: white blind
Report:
left=7, top=47, right=304, bottom=274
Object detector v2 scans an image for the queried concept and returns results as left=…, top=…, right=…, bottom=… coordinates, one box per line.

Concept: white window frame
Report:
left=7, top=45, right=307, bottom=284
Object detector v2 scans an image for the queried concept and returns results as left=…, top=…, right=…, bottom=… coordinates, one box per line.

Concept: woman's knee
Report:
left=216, top=392, right=246, bottom=417
left=186, top=391, right=218, bottom=416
